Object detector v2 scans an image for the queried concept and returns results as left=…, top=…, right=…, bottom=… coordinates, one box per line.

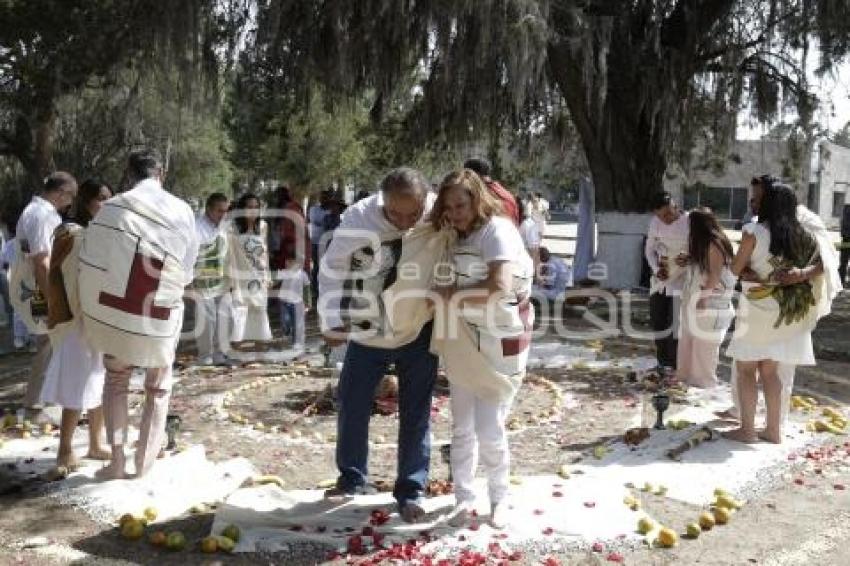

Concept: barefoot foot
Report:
left=85, top=448, right=112, bottom=461
left=722, top=428, right=758, bottom=443
left=714, top=409, right=739, bottom=421
left=95, top=462, right=129, bottom=481
left=57, top=453, right=80, bottom=472
left=757, top=429, right=782, bottom=444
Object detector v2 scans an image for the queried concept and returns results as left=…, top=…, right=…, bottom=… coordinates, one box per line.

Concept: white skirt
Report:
left=40, top=321, right=105, bottom=410
left=231, top=305, right=272, bottom=342
left=725, top=284, right=816, bottom=366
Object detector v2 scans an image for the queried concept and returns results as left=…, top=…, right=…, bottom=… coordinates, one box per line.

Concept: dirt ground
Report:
left=1, top=293, right=850, bottom=565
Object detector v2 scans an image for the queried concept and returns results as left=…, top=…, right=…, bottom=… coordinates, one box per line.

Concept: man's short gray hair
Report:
left=379, top=167, right=430, bottom=199
left=127, top=148, right=164, bottom=184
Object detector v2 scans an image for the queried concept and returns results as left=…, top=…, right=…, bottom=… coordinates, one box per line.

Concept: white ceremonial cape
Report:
left=79, top=180, right=196, bottom=368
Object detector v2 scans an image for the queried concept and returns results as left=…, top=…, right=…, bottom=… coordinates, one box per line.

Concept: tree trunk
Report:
left=31, top=105, right=58, bottom=185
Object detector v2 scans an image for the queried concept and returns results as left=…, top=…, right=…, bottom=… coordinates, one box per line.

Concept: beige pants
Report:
left=24, top=334, right=52, bottom=408
left=102, top=355, right=172, bottom=477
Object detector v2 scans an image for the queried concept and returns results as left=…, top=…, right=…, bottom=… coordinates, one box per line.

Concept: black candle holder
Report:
left=652, top=392, right=670, bottom=430
left=321, top=343, right=333, bottom=368
left=165, top=414, right=182, bottom=450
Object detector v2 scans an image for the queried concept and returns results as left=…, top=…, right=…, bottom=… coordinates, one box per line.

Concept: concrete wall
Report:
left=815, top=140, right=850, bottom=229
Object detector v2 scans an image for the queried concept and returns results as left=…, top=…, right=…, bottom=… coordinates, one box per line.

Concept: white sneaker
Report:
left=447, top=500, right=475, bottom=527
left=197, top=356, right=214, bottom=366
left=490, top=501, right=509, bottom=530
left=13, top=337, right=25, bottom=350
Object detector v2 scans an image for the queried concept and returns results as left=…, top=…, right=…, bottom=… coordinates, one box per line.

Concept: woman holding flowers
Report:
left=725, top=184, right=821, bottom=444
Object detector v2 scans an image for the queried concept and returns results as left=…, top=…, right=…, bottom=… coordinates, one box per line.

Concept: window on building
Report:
left=834, top=192, right=846, bottom=217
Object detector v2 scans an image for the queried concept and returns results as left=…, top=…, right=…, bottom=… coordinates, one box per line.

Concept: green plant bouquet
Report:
left=744, top=233, right=819, bottom=328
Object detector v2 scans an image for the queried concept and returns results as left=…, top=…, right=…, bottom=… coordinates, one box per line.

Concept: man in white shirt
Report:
left=644, top=192, right=689, bottom=371
left=190, top=192, right=231, bottom=365
left=83, top=148, right=198, bottom=479
left=319, top=167, right=438, bottom=523
left=15, top=172, right=77, bottom=417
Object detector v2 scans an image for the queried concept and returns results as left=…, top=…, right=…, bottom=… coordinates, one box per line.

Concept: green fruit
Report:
left=221, top=524, right=240, bottom=543
left=165, top=531, right=186, bottom=551
left=637, top=517, right=654, bottom=535
left=686, top=523, right=701, bottom=538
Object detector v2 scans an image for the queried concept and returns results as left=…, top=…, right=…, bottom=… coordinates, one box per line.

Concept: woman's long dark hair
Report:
left=758, top=183, right=814, bottom=260
left=233, top=193, right=262, bottom=234
left=72, top=179, right=113, bottom=227
left=688, top=207, right=733, bottom=272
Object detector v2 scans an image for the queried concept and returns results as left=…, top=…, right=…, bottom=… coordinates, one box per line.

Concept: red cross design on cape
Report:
left=501, top=298, right=532, bottom=356
left=99, top=251, right=170, bottom=320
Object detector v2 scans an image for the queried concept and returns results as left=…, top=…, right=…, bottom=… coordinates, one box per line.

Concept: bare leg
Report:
left=134, top=367, right=172, bottom=477
left=85, top=406, right=111, bottom=460
left=57, top=408, right=81, bottom=470
left=723, top=361, right=759, bottom=443
left=758, top=360, right=783, bottom=444
left=96, top=356, right=131, bottom=480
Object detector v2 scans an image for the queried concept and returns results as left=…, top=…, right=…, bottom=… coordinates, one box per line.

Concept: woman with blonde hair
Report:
left=429, top=169, right=533, bottom=529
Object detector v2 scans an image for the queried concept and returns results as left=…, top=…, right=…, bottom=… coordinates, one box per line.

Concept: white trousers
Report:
left=195, top=294, right=231, bottom=360
left=450, top=381, right=511, bottom=505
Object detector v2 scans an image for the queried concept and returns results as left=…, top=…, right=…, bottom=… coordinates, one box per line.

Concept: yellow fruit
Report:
left=686, top=523, right=702, bottom=538
left=118, top=513, right=135, bottom=527
left=713, top=507, right=731, bottom=525
left=637, top=517, right=655, bottom=535
left=148, top=531, right=167, bottom=546
left=658, top=527, right=678, bottom=547
left=200, top=536, right=218, bottom=553
left=165, top=531, right=186, bottom=551
left=143, top=507, right=158, bottom=522
left=823, top=407, right=844, bottom=420
left=629, top=501, right=641, bottom=511
left=120, top=519, right=144, bottom=540
left=698, top=512, right=716, bottom=530
left=716, top=494, right=742, bottom=510
left=655, top=485, right=668, bottom=496
left=557, top=464, right=571, bottom=479
left=623, top=495, right=637, bottom=506
left=221, top=524, right=240, bottom=543
left=214, top=535, right=236, bottom=553
left=713, top=488, right=728, bottom=498
left=642, top=482, right=653, bottom=492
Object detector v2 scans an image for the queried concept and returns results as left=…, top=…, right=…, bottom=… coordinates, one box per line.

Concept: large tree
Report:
left=247, top=0, right=849, bottom=212
left=0, top=0, right=246, bottom=187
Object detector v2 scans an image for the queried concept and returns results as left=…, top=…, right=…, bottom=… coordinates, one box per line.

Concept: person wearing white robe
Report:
left=80, top=149, right=198, bottom=479
left=725, top=176, right=840, bottom=428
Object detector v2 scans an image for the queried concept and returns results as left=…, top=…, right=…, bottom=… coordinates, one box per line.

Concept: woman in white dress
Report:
left=676, top=208, right=736, bottom=388
left=41, top=179, right=113, bottom=469
left=227, top=193, right=272, bottom=345
left=725, top=184, right=821, bottom=444
left=429, top=169, right=534, bottom=529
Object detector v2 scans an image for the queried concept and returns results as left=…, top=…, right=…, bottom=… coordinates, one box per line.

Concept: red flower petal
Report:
left=584, top=501, right=596, bottom=508
left=794, top=478, right=805, bottom=485
left=552, top=491, right=564, bottom=497
left=606, top=552, right=625, bottom=563
left=835, top=484, right=846, bottom=490
left=533, top=509, right=544, bottom=515
left=592, top=542, right=605, bottom=552
left=542, top=527, right=554, bottom=535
